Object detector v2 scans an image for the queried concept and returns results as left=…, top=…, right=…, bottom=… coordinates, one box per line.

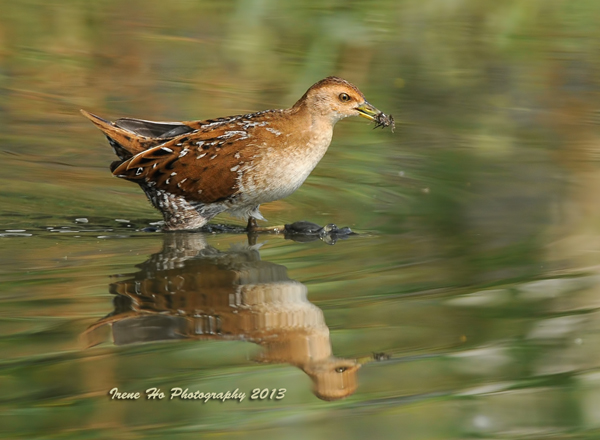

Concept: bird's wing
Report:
left=112, top=128, right=257, bottom=204
left=112, top=117, right=196, bottom=138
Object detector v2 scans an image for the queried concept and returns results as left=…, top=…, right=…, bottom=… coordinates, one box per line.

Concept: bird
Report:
left=81, top=76, right=394, bottom=231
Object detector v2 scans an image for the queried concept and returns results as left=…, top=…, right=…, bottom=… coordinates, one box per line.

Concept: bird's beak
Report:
left=356, top=101, right=382, bottom=121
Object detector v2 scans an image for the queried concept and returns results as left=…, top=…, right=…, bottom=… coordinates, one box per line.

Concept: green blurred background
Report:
left=1, top=0, right=600, bottom=438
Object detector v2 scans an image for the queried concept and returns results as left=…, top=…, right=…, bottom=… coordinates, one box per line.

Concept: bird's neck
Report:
left=289, top=102, right=336, bottom=146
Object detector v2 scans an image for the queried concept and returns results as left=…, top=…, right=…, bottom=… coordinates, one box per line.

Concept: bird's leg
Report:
left=246, top=217, right=259, bottom=246
left=246, top=217, right=259, bottom=232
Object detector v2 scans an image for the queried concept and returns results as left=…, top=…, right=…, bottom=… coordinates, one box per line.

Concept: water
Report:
left=2, top=0, right=600, bottom=438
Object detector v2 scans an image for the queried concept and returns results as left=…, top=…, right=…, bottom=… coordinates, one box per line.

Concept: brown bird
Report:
left=82, top=76, right=393, bottom=231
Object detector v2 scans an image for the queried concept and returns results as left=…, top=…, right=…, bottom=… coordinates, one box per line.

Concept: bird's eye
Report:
left=339, top=93, right=351, bottom=102
left=335, top=366, right=348, bottom=373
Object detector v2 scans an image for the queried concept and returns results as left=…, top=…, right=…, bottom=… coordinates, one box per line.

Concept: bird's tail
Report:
left=81, top=109, right=149, bottom=159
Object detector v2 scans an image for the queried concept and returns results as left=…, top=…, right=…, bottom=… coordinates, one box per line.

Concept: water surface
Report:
left=2, top=1, right=600, bottom=438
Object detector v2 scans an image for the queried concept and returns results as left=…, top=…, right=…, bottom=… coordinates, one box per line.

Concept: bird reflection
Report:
left=84, top=233, right=361, bottom=401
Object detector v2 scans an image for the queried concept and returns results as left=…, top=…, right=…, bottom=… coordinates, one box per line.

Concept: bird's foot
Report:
left=283, top=221, right=355, bottom=244
left=245, top=217, right=285, bottom=233
left=245, top=219, right=355, bottom=244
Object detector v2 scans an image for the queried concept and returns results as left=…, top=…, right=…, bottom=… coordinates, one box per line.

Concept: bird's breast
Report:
left=236, top=128, right=333, bottom=204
